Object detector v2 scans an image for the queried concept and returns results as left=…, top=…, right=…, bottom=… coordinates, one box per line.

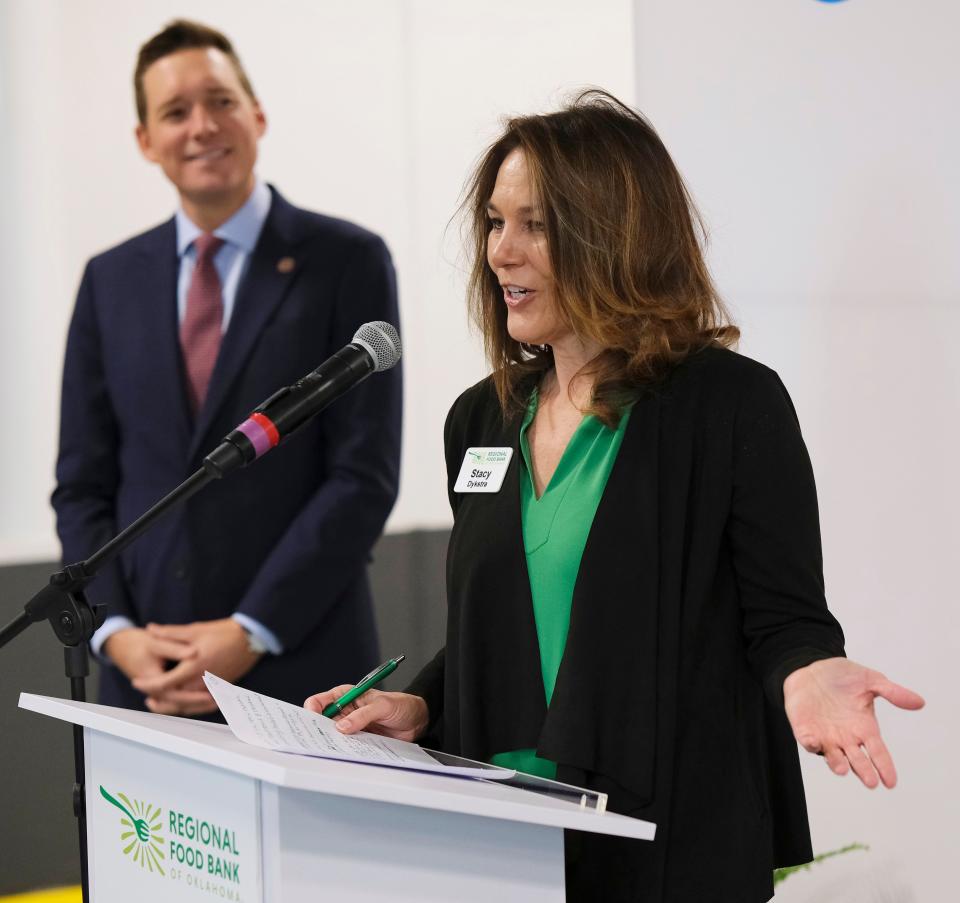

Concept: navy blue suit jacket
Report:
left=53, top=188, right=402, bottom=710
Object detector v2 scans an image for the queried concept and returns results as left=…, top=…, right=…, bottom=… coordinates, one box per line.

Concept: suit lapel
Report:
left=571, top=390, right=662, bottom=629
left=448, top=397, right=549, bottom=756
left=539, top=389, right=662, bottom=795
left=137, top=220, right=192, bottom=453
left=189, top=192, right=302, bottom=459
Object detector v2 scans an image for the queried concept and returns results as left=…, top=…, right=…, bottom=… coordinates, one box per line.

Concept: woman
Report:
left=306, top=91, right=923, bottom=902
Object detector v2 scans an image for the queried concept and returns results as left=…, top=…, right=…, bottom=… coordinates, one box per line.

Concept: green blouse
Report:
left=490, top=394, right=631, bottom=779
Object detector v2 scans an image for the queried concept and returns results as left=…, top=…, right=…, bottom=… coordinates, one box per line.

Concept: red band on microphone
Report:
left=236, top=413, right=281, bottom=459
left=249, top=413, right=280, bottom=448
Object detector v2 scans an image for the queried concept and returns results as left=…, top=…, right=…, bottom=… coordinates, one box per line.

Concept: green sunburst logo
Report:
left=99, top=785, right=166, bottom=875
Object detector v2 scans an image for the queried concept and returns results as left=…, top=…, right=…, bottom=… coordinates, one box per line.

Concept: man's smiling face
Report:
left=135, top=47, right=266, bottom=216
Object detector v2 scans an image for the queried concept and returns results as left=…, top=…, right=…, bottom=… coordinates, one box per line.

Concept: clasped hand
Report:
left=104, top=618, right=263, bottom=715
left=783, top=657, right=925, bottom=789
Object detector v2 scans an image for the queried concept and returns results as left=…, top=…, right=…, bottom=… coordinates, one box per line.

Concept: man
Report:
left=52, top=20, right=401, bottom=716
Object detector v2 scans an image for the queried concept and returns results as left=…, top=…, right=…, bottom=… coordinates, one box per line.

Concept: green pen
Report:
left=322, top=654, right=405, bottom=718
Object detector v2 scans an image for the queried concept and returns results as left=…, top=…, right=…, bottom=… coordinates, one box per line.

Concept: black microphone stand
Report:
left=0, top=466, right=215, bottom=903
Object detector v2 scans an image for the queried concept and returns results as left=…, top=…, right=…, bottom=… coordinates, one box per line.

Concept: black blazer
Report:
left=408, top=347, right=845, bottom=903
left=53, top=188, right=402, bottom=709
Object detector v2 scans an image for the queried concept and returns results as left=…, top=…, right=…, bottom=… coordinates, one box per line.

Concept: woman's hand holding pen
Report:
left=304, top=686, right=430, bottom=742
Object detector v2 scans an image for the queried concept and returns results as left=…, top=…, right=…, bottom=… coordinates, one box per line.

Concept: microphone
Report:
left=203, top=321, right=401, bottom=478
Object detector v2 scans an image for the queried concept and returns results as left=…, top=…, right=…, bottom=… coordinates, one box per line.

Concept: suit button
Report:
left=173, top=563, right=189, bottom=580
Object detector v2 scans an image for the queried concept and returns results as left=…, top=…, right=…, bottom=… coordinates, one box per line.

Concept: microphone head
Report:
left=352, top=321, right=402, bottom=372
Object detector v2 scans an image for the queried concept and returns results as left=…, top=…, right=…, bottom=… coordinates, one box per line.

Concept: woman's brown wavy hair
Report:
left=463, top=89, right=738, bottom=426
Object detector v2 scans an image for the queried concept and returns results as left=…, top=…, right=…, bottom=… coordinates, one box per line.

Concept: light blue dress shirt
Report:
left=175, top=179, right=271, bottom=332
left=92, top=180, right=283, bottom=659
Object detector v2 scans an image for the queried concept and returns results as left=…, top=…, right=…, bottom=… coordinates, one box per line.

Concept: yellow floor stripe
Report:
left=0, top=889, right=81, bottom=903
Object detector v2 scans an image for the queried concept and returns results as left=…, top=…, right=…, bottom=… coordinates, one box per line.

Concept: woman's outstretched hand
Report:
left=783, top=657, right=925, bottom=789
left=304, top=685, right=430, bottom=743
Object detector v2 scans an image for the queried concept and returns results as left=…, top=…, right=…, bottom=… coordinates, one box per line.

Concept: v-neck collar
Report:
left=519, top=390, right=590, bottom=502
left=519, top=391, right=625, bottom=502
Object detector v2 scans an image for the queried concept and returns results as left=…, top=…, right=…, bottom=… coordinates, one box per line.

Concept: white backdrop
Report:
left=632, top=0, right=957, bottom=899
left=0, top=0, right=635, bottom=561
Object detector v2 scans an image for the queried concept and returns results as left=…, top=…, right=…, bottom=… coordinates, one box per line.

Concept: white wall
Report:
left=632, top=0, right=957, bottom=898
left=0, top=0, right=636, bottom=562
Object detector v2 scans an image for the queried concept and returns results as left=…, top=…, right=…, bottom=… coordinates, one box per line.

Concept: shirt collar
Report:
left=175, top=180, right=272, bottom=257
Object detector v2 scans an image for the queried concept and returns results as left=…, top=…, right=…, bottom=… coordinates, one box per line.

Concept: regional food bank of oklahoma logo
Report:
left=468, top=448, right=509, bottom=464
left=99, top=785, right=166, bottom=875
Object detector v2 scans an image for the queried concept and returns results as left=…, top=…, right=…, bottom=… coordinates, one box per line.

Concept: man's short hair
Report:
left=134, top=19, right=257, bottom=124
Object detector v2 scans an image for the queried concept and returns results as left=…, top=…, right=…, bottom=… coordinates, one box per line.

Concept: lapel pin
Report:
left=276, top=256, right=296, bottom=274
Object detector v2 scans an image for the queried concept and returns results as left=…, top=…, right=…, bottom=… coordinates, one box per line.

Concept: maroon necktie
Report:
left=180, top=233, right=225, bottom=415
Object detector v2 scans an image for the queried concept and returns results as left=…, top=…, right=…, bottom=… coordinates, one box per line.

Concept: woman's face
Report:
left=486, top=150, right=574, bottom=350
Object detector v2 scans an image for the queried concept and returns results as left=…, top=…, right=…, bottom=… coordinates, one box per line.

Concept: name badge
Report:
left=454, top=447, right=514, bottom=493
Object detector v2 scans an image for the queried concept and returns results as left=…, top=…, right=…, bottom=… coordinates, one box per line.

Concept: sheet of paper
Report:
left=203, top=672, right=513, bottom=780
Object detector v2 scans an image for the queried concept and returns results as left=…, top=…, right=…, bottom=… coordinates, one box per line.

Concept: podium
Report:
left=19, top=693, right=655, bottom=902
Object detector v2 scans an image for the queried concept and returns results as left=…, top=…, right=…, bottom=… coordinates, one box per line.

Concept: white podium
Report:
left=20, top=693, right=655, bottom=902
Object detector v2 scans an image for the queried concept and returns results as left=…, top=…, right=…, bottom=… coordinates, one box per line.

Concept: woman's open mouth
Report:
left=503, top=284, right=536, bottom=307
